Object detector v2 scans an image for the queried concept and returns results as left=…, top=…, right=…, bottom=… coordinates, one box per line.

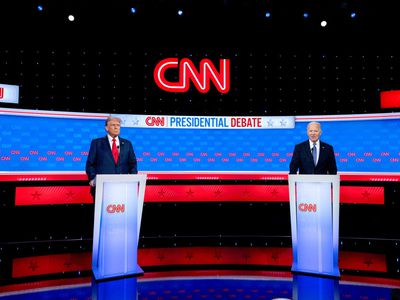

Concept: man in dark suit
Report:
left=86, top=116, right=137, bottom=198
left=289, top=121, right=337, bottom=175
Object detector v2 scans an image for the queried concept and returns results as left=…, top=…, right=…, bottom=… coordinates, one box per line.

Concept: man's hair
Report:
left=105, top=116, right=122, bottom=126
left=307, top=121, right=321, bottom=131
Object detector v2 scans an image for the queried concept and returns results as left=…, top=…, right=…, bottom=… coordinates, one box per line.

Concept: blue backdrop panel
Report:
left=0, top=114, right=399, bottom=172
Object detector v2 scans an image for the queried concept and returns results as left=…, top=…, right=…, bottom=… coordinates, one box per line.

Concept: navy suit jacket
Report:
left=85, top=136, right=138, bottom=182
left=289, top=140, right=337, bottom=175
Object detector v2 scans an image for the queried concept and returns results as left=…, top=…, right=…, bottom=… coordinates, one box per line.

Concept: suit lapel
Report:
left=118, top=139, right=125, bottom=161
left=303, top=142, right=314, bottom=164
left=318, top=142, right=327, bottom=166
left=102, top=136, right=115, bottom=163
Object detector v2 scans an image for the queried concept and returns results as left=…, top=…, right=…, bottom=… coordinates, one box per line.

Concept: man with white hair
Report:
left=289, top=121, right=337, bottom=174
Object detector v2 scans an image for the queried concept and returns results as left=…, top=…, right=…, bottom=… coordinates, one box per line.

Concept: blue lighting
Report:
left=265, top=11, right=271, bottom=18
left=130, top=7, right=136, bottom=14
left=37, top=5, right=43, bottom=11
left=178, top=9, right=183, bottom=16
left=303, top=12, right=309, bottom=18
left=350, top=12, right=356, bottom=18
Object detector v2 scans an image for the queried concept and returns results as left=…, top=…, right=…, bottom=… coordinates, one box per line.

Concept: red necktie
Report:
left=112, top=138, right=119, bottom=164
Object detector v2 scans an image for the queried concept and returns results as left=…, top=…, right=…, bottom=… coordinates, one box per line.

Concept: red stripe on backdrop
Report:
left=145, top=185, right=289, bottom=202
left=15, top=186, right=93, bottom=205
left=380, top=90, right=400, bottom=108
left=1, top=172, right=400, bottom=182
left=12, top=253, right=92, bottom=278
left=11, top=248, right=387, bottom=278
left=340, top=186, right=384, bottom=204
left=138, top=247, right=292, bottom=266
left=14, top=185, right=384, bottom=205
left=340, top=251, right=387, bottom=272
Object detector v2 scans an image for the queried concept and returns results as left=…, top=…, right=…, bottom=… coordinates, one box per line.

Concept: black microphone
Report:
left=117, top=145, right=120, bottom=149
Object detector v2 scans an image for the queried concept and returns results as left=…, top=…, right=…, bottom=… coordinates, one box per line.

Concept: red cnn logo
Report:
left=106, top=204, right=125, bottom=213
left=0, top=87, right=4, bottom=99
left=145, top=116, right=165, bottom=127
left=154, top=58, right=230, bottom=94
left=298, top=203, right=317, bottom=212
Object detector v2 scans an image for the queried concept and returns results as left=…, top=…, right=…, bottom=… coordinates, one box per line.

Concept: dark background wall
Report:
left=1, top=0, right=400, bottom=116
left=1, top=1, right=400, bottom=274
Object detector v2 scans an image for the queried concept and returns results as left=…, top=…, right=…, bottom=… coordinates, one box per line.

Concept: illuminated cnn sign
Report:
left=154, top=58, right=230, bottom=94
left=0, top=83, right=19, bottom=104
left=298, top=203, right=317, bottom=212
left=106, top=204, right=125, bottom=213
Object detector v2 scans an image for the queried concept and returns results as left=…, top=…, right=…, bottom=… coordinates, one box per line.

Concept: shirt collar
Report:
left=107, top=135, right=119, bottom=143
left=309, top=139, right=320, bottom=148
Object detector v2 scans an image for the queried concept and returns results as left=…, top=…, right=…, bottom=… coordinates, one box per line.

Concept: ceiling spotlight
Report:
left=350, top=12, right=356, bottom=18
left=130, top=7, right=136, bottom=14
left=320, top=20, right=327, bottom=27
left=68, top=14, right=75, bottom=22
left=303, top=12, right=309, bottom=18
left=265, top=11, right=271, bottom=18
left=177, top=9, right=183, bottom=16
left=37, top=5, right=43, bottom=11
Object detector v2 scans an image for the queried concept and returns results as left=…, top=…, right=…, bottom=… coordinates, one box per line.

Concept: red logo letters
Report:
left=298, top=203, right=317, bottom=212
left=154, top=58, right=230, bottom=94
left=106, top=204, right=125, bottom=213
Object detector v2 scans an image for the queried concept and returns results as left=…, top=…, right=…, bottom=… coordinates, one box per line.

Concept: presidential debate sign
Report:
left=0, top=107, right=399, bottom=173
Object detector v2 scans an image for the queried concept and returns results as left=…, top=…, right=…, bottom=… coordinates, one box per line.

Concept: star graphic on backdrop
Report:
left=280, top=119, right=287, bottom=127
left=242, top=253, right=251, bottom=262
left=214, top=251, right=223, bottom=260
left=131, top=117, right=140, bottom=126
left=64, top=258, right=73, bottom=268
left=267, top=119, right=274, bottom=127
left=271, top=252, right=279, bottom=261
left=120, top=117, right=127, bottom=126
left=158, top=189, right=166, bottom=197
left=214, top=189, right=222, bottom=197
left=31, top=191, right=41, bottom=201
left=242, top=189, right=250, bottom=197
left=361, top=190, right=371, bottom=199
left=364, top=257, right=374, bottom=267
left=28, top=260, right=39, bottom=271
left=65, top=190, right=75, bottom=199
left=186, top=251, right=194, bottom=260
left=270, top=189, right=279, bottom=197
left=157, top=251, right=165, bottom=261
left=186, top=189, right=194, bottom=196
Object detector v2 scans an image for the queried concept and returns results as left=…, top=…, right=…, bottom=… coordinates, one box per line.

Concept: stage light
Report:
left=130, top=7, right=136, bottom=14
left=303, top=12, right=309, bottom=18
left=350, top=12, right=356, bottom=18
left=320, top=20, right=327, bottom=27
left=68, top=14, right=75, bottom=22
left=177, top=9, right=183, bottom=16
left=37, top=5, right=43, bottom=11
left=265, top=11, right=271, bottom=18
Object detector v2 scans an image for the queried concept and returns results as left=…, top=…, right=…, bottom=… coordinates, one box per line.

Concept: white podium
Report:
left=92, top=174, right=147, bottom=280
left=288, top=174, right=340, bottom=277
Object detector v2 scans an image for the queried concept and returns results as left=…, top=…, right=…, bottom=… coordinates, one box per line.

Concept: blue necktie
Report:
left=312, top=143, right=317, bottom=166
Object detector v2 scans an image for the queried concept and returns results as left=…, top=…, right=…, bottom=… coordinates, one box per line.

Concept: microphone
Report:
left=117, top=145, right=120, bottom=149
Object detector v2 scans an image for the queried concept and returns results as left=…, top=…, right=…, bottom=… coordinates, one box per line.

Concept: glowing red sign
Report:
left=154, top=58, right=230, bottom=94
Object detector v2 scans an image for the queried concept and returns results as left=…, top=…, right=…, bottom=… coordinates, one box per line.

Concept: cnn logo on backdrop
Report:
left=154, top=58, right=230, bottom=94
